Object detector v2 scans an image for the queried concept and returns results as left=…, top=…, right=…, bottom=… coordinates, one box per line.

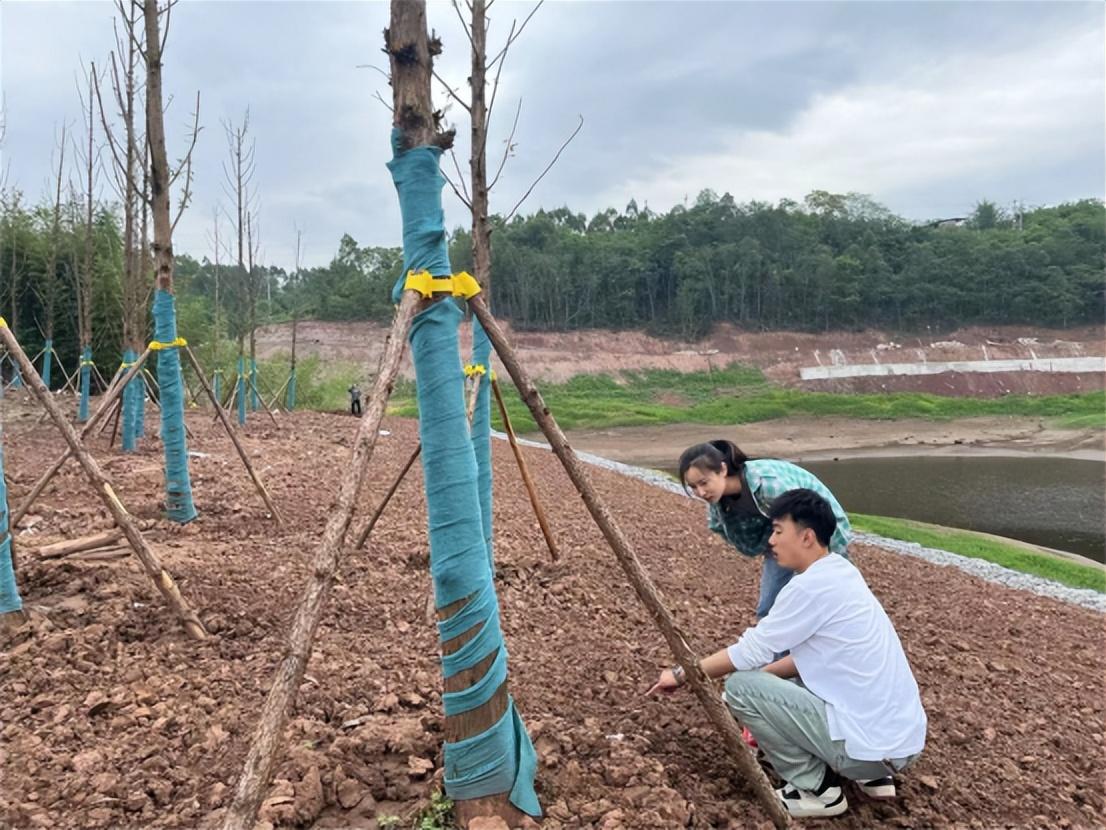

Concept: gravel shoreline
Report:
left=498, top=431, right=1106, bottom=613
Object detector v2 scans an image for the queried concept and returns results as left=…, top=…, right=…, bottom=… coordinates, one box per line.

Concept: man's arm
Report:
left=762, top=654, right=798, bottom=679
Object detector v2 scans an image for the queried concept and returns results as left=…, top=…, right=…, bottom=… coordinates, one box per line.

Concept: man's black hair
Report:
left=767, top=488, right=837, bottom=548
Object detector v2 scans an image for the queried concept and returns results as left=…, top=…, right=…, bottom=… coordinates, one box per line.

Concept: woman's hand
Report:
left=646, top=666, right=685, bottom=695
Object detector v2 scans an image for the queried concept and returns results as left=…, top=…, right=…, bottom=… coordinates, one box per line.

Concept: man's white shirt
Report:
left=727, top=553, right=927, bottom=761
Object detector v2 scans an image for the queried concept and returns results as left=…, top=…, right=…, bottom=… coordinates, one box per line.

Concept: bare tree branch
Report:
left=449, top=145, right=471, bottom=203
left=371, top=90, right=394, bottom=114
left=170, top=90, right=201, bottom=234
left=451, top=0, right=475, bottom=50
left=432, top=66, right=472, bottom=114
left=487, top=0, right=544, bottom=71
left=482, top=17, right=514, bottom=155
left=488, top=98, right=520, bottom=191
left=442, top=168, right=472, bottom=210
left=504, top=113, right=582, bottom=222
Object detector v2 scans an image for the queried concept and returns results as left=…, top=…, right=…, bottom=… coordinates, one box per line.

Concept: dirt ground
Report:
left=1, top=404, right=1104, bottom=829
left=559, top=415, right=1106, bottom=472
left=255, top=321, right=1104, bottom=396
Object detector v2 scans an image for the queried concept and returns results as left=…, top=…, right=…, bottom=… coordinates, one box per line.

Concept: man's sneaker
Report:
left=856, top=776, right=897, bottom=800
left=776, top=782, right=849, bottom=818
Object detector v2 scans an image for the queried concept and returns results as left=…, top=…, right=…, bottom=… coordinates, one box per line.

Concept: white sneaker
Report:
left=776, top=782, right=849, bottom=818
left=857, top=775, right=897, bottom=800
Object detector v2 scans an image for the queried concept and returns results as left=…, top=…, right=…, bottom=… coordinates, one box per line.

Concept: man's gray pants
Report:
left=723, top=671, right=920, bottom=792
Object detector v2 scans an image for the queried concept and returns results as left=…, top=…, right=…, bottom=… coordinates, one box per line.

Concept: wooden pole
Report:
left=468, top=296, right=790, bottom=828
left=11, top=352, right=149, bottom=528
left=222, top=292, right=420, bottom=830
left=353, top=374, right=481, bottom=552
left=0, top=323, right=207, bottom=641
left=35, top=529, right=124, bottom=560
left=490, top=377, right=559, bottom=562
left=183, top=345, right=284, bottom=524
left=353, top=443, right=421, bottom=550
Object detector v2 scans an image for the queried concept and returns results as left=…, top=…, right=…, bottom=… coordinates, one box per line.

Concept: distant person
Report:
left=348, top=384, right=362, bottom=416
left=649, top=489, right=926, bottom=818
left=678, top=440, right=852, bottom=619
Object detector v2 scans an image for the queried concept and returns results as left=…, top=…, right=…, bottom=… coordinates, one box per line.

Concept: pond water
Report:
left=799, top=456, right=1104, bottom=563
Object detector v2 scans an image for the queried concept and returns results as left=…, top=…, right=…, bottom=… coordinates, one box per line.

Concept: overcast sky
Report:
left=2, top=1, right=1103, bottom=269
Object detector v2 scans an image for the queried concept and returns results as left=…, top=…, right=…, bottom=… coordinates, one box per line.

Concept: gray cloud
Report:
left=2, top=1, right=1102, bottom=270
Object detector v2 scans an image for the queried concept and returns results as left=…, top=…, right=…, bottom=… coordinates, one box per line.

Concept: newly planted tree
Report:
left=141, top=0, right=200, bottom=522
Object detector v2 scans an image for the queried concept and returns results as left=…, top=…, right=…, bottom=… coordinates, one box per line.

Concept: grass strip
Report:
left=852, top=513, right=1105, bottom=593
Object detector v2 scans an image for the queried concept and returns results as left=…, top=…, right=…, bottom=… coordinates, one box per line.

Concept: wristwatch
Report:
left=671, top=665, right=687, bottom=686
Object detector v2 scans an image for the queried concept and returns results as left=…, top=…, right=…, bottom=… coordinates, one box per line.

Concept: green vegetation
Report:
left=388, top=362, right=1106, bottom=433
left=2, top=190, right=1102, bottom=386
left=1052, top=411, right=1106, bottom=430
left=852, top=513, right=1105, bottom=593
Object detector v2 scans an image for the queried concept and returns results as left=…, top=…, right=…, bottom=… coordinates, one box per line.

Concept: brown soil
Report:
left=2, top=405, right=1104, bottom=829
left=255, top=321, right=1105, bottom=396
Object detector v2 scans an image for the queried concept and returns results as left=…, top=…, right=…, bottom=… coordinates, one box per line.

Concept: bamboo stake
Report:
left=0, top=324, right=206, bottom=640
left=11, top=354, right=148, bottom=528
left=248, top=375, right=280, bottom=427
left=223, top=292, right=419, bottom=830
left=490, top=377, right=559, bottom=562
left=468, top=296, right=790, bottom=828
left=35, top=529, right=124, bottom=560
left=183, top=345, right=284, bottom=524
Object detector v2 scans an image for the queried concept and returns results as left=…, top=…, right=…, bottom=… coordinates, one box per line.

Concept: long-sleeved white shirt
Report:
left=726, top=553, right=927, bottom=761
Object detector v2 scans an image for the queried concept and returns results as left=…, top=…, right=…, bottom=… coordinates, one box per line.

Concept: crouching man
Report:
left=650, top=488, right=926, bottom=819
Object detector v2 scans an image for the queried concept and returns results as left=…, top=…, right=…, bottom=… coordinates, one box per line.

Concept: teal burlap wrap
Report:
left=122, top=348, right=140, bottom=452
left=236, top=356, right=246, bottom=426
left=41, top=339, right=53, bottom=389
left=0, top=437, right=23, bottom=615
left=470, top=319, right=494, bottom=574
left=78, top=345, right=92, bottom=422
left=285, top=369, right=297, bottom=411
left=152, top=290, right=197, bottom=523
left=391, top=127, right=539, bottom=816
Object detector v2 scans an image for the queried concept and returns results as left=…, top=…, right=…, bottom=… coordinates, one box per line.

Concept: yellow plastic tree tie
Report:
left=0, top=316, right=8, bottom=328
left=404, top=270, right=482, bottom=300
left=464, top=363, right=487, bottom=378
left=149, top=337, right=188, bottom=351
left=490, top=370, right=497, bottom=381
left=80, top=359, right=96, bottom=367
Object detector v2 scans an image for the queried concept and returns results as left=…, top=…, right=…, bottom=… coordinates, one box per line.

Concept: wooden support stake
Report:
left=222, top=292, right=419, bottom=830
left=353, top=443, right=421, bottom=550
left=35, top=529, right=124, bottom=560
left=490, top=377, right=559, bottom=562
left=11, top=353, right=149, bottom=528
left=353, top=374, right=481, bottom=551
left=183, top=345, right=284, bottom=524
left=468, top=296, right=790, bottom=828
left=0, top=325, right=206, bottom=641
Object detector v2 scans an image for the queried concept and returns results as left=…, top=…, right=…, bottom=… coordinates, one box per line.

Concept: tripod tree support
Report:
left=468, top=296, right=791, bottom=828
left=183, top=345, right=284, bottom=524
left=222, top=292, right=420, bottom=830
left=0, top=320, right=207, bottom=641
left=10, top=351, right=150, bottom=529
left=490, top=376, right=559, bottom=562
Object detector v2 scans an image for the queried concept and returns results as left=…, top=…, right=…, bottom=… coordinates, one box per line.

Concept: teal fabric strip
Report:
left=121, top=348, right=139, bottom=453
left=387, top=129, right=452, bottom=304
left=442, top=646, right=508, bottom=716
left=394, top=126, right=538, bottom=817
left=41, top=339, right=53, bottom=389
left=250, top=360, right=259, bottom=411
left=77, top=345, right=92, bottom=422
left=285, top=369, right=296, bottom=410
left=152, top=290, right=197, bottom=523
left=0, top=437, right=23, bottom=615
left=411, top=300, right=489, bottom=608
left=236, top=356, right=246, bottom=425
left=443, top=700, right=541, bottom=817
left=212, top=369, right=222, bottom=407
left=471, top=319, right=494, bottom=573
